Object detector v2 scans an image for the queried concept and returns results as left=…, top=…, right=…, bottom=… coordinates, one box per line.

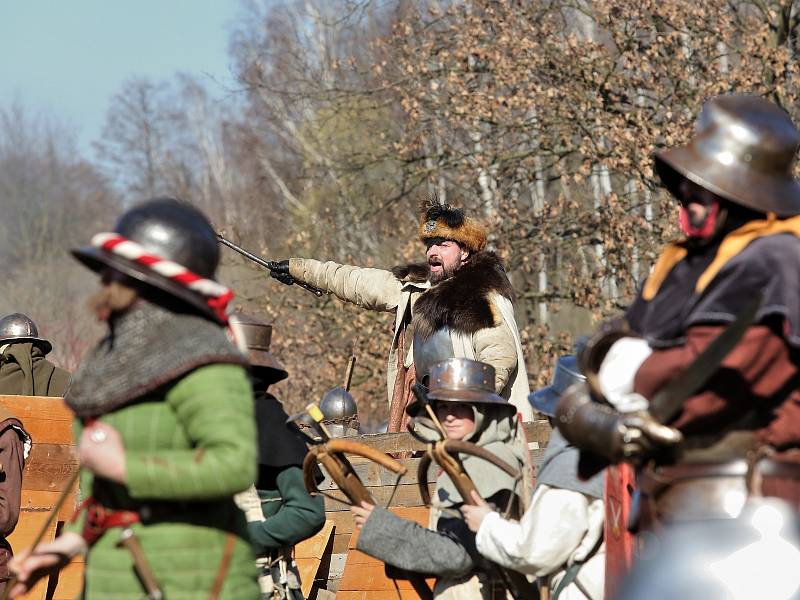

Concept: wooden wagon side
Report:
left=0, top=396, right=82, bottom=600
left=306, top=420, right=552, bottom=599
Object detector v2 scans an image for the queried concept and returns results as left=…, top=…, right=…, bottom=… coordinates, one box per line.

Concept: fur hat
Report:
left=418, top=195, right=487, bottom=252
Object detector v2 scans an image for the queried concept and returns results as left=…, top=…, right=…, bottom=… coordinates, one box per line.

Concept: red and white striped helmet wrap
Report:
left=91, top=232, right=234, bottom=323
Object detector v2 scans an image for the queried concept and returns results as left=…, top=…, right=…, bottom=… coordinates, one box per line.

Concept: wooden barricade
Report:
left=0, top=396, right=81, bottom=600
left=0, top=398, right=553, bottom=600
left=309, top=420, right=551, bottom=598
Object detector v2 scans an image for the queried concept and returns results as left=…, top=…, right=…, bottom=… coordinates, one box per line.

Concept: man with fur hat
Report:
left=0, top=313, right=70, bottom=397
left=556, top=95, right=800, bottom=530
left=271, top=198, right=532, bottom=428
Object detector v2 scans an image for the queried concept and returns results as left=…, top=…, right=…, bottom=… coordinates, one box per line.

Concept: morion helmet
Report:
left=0, top=313, right=52, bottom=355
left=529, top=355, right=585, bottom=418
left=407, top=358, right=513, bottom=417
left=655, top=95, right=800, bottom=216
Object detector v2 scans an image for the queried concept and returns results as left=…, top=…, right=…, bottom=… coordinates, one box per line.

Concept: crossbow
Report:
left=292, top=403, right=407, bottom=506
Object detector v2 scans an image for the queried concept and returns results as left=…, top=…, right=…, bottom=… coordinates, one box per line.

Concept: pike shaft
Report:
left=217, top=234, right=275, bottom=271
left=216, top=234, right=323, bottom=297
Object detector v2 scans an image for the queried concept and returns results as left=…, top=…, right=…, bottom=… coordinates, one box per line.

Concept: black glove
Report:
left=269, top=260, right=294, bottom=286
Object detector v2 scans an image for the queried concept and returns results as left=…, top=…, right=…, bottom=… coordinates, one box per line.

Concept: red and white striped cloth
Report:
left=91, top=232, right=234, bottom=323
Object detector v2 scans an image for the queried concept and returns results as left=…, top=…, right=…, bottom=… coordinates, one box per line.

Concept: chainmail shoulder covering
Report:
left=66, top=302, right=248, bottom=419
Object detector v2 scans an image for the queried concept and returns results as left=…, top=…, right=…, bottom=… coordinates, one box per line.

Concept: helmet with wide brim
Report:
left=529, top=355, right=585, bottom=417
left=227, top=313, right=288, bottom=384
left=406, top=357, right=515, bottom=417
left=0, top=313, right=52, bottom=355
left=71, top=198, right=225, bottom=325
left=71, top=245, right=223, bottom=324
left=654, top=95, right=800, bottom=217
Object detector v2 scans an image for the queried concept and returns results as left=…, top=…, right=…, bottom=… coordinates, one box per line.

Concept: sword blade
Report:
left=649, top=293, right=762, bottom=423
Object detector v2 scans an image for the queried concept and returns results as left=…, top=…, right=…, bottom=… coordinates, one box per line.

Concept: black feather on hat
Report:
left=418, top=194, right=487, bottom=252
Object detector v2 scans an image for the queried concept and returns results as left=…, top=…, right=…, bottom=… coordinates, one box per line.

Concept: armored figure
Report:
left=556, top=96, right=800, bottom=534
left=0, top=313, right=70, bottom=397
left=270, top=198, right=532, bottom=430
left=319, top=386, right=359, bottom=437
left=462, top=356, right=605, bottom=600
left=230, top=313, right=325, bottom=600
left=351, top=358, right=529, bottom=600
left=10, top=198, right=260, bottom=599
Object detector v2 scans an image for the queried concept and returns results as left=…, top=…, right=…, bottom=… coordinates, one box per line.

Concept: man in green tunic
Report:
left=9, top=198, right=260, bottom=600
left=0, top=314, right=70, bottom=397
left=230, top=313, right=325, bottom=599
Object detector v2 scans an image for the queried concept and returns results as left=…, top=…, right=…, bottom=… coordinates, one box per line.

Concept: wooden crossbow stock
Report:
left=417, top=438, right=521, bottom=507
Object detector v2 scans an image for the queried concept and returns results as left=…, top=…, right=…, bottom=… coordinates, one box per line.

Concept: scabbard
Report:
left=117, top=527, right=164, bottom=600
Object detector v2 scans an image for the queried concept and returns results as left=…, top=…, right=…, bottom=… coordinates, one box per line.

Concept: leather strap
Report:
left=209, top=532, right=237, bottom=600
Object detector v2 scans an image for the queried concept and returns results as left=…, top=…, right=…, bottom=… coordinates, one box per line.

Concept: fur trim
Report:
left=392, top=263, right=430, bottom=283
left=418, top=196, right=487, bottom=252
left=411, top=251, right=513, bottom=339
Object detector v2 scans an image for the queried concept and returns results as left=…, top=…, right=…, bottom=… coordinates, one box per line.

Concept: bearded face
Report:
left=427, top=239, right=469, bottom=284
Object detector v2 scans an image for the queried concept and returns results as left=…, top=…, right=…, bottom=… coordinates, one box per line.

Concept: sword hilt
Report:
left=117, top=527, right=164, bottom=600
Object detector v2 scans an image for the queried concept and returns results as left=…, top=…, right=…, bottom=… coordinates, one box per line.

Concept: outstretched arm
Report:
left=289, top=258, right=404, bottom=312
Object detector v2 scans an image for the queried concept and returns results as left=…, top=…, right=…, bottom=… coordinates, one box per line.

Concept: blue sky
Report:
left=0, top=1, right=242, bottom=155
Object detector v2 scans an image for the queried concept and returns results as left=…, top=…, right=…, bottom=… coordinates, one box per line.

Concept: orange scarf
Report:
left=643, top=214, right=800, bottom=301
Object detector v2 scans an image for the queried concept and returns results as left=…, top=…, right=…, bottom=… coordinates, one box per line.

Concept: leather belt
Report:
left=77, top=497, right=141, bottom=545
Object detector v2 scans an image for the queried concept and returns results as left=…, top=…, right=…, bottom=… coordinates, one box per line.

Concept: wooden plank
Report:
left=0, top=397, right=74, bottom=445
left=323, top=483, right=427, bottom=513
left=19, top=489, right=80, bottom=522
left=296, top=521, right=335, bottom=560
left=332, top=532, right=351, bottom=554
left=0, top=396, right=79, bottom=600
left=22, top=444, right=78, bottom=492
left=0, top=396, right=73, bottom=421
left=325, top=510, right=356, bottom=533
left=316, top=458, right=434, bottom=492
left=7, top=512, right=56, bottom=556
left=337, top=592, right=423, bottom=600
left=350, top=420, right=551, bottom=454
left=50, top=560, right=84, bottom=600
left=295, top=520, right=334, bottom=598
left=339, top=507, right=434, bottom=597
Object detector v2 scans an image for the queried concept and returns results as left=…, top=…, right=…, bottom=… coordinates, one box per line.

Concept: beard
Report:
left=429, top=261, right=461, bottom=284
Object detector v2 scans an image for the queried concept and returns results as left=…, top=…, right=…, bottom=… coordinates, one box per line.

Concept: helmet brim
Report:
left=72, top=246, right=225, bottom=324
left=1, top=337, right=52, bottom=355
left=655, top=146, right=800, bottom=217
left=529, top=387, right=559, bottom=417
left=406, top=388, right=514, bottom=417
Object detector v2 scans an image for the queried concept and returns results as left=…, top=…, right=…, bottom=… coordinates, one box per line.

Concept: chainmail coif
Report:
left=67, top=301, right=247, bottom=419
